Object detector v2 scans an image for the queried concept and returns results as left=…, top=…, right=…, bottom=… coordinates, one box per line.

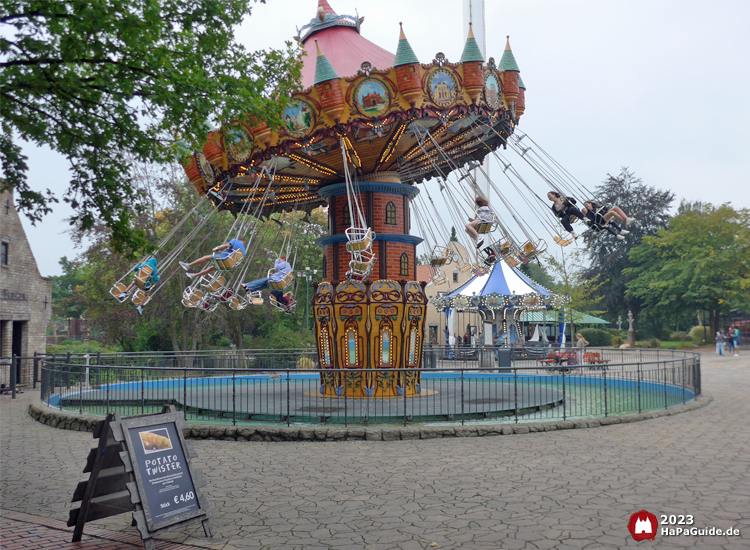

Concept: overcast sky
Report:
left=17, top=0, right=750, bottom=276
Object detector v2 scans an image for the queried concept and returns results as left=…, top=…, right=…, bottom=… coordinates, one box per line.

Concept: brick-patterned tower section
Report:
left=0, top=189, right=52, bottom=385
left=317, top=173, right=422, bottom=282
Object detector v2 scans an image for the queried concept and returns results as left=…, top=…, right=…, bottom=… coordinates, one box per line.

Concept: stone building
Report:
left=0, top=189, right=52, bottom=385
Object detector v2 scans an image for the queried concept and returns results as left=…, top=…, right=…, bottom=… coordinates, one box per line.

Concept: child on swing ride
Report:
left=117, top=257, right=159, bottom=315
left=465, top=196, right=493, bottom=249
left=547, top=191, right=586, bottom=240
left=243, top=255, right=296, bottom=309
left=583, top=200, right=636, bottom=227
left=179, top=237, right=246, bottom=279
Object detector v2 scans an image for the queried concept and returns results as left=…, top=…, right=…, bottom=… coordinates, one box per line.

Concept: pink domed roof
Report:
left=299, top=1, right=395, bottom=89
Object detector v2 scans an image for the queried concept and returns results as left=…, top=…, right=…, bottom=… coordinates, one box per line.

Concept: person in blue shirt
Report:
left=180, top=237, right=245, bottom=279
left=243, top=255, right=296, bottom=308
left=118, top=257, right=159, bottom=315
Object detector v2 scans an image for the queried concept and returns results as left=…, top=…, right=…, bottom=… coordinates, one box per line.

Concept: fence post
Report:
left=10, top=355, right=17, bottom=399
left=460, top=369, right=465, bottom=426
left=513, top=367, right=519, bottom=423
left=286, top=370, right=291, bottom=428
left=232, top=368, right=237, bottom=426
left=663, top=361, right=668, bottom=410
left=561, top=369, right=566, bottom=421
left=637, top=363, right=642, bottom=414
left=33, top=352, right=38, bottom=389
left=603, top=369, right=608, bottom=417
left=183, top=369, right=188, bottom=421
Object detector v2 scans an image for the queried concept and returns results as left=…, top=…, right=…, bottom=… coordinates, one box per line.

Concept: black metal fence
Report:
left=36, top=347, right=701, bottom=426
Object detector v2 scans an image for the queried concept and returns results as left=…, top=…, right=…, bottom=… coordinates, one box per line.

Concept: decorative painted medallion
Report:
left=483, top=72, right=502, bottom=110
left=427, top=68, right=458, bottom=107
left=353, top=77, right=391, bottom=118
left=195, top=152, right=215, bottom=185
left=224, top=125, right=253, bottom=162
left=282, top=98, right=315, bottom=137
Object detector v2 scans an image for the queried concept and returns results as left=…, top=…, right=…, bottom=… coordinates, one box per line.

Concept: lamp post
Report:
left=296, top=266, right=317, bottom=331
left=617, top=315, right=622, bottom=332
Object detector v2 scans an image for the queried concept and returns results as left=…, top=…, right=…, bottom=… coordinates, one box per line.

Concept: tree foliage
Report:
left=0, top=0, right=302, bottom=249
left=624, top=203, right=750, bottom=336
left=581, top=168, right=674, bottom=324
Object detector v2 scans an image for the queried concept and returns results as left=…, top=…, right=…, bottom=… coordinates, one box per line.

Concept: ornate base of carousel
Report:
left=312, top=279, right=429, bottom=398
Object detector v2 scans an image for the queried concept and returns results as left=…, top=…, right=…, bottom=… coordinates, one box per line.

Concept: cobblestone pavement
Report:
left=1, top=349, right=749, bottom=550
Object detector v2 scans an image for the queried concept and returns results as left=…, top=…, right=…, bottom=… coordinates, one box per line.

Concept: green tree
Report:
left=449, top=226, right=458, bottom=242
left=624, top=204, right=750, bottom=338
left=581, top=168, right=674, bottom=329
left=546, top=249, right=606, bottom=339
left=50, top=256, right=87, bottom=319
left=0, top=0, right=302, bottom=249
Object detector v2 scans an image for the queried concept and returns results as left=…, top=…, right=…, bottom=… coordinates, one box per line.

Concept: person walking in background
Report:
left=734, top=326, right=740, bottom=356
left=716, top=330, right=726, bottom=356
left=726, top=329, right=735, bottom=355
left=575, top=332, right=589, bottom=366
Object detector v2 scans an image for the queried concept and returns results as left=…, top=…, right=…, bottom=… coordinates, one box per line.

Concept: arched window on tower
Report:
left=342, top=207, right=350, bottom=227
left=399, top=253, right=409, bottom=277
left=385, top=202, right=397, bottom=225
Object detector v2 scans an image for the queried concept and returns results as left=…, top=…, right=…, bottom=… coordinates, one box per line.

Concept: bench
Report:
left=583, top=352, right=610, bottom=365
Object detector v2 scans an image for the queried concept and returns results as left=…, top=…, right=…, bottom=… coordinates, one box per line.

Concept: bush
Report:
left=689, top=326, right=710, bottom=343
left=669, top=331, right=692, bottom=342
left=611, top=335, right=623, bottom=347
left=296, top=356, right=317, bottom=369
left=660, top=328, right=673, bottom=341
left=578, top=328, right=612, bottom=347
left=648, top=338, right=661, bottom=348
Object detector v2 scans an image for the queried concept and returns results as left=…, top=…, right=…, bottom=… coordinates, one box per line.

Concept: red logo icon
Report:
left=628, top=510, right=658, bottom=541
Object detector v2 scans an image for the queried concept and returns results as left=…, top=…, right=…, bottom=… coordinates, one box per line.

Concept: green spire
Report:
left=499, top=36, right=520, bottom=72
left=313, top=40, right=339, bottom=85
left=394, top=23, right=419, bottom=66
left=518, top=76, right=526, bottom=89
left=459, top=24, right=484, bottom=63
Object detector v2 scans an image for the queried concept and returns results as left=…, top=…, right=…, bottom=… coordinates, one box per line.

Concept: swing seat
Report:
left=182, top=287, right=205, bottom=308
left=201, top=297, right=219, bottom=312
left=498, top=241, right=513, bottom=257
left=476, top=220, right=494, bottom=234
left=110, top=282, right=130, bottom=302
left=131, top=288, right=151, bottom=307
left=269, top=295, right=296, bottom=313
left=133, top=265, right=154, bottom=290
left=429, top=271, right=446, bottom=285
left=247, top=291, right=263, bottom=306
left=212, top=248, right=244, bottom=271
left=267, top=269, right=294, bottom=291
left=429, top=245, right=451, bottom=267
left=345, top=227, right=374, bottom=253
left=228, top=295, right=247, bottom=311
left=553, top=235, right=574, bottom=247
left=505, top=255, right=520, bottom=268
left=217, top=288, right=235, bottom=303
left=522, top=242, right=538, bottom=258
left=202, top=274, right=227, bottom=294
left=568, top=214, right=578, bottom=223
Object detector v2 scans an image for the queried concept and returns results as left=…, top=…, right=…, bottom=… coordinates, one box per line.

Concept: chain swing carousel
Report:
left=181, top=0, right=527, bottom=398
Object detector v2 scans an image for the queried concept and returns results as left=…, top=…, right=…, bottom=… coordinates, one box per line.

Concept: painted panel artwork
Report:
left=484, top=72, right=502, bottom=109
left=428, top=69, right=458, bottom=107
left=283, top=99, right=315, bottom=137
left=354, top=77, right=391, bottom=118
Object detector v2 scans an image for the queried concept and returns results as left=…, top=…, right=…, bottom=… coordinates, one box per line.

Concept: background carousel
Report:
left=182, top=0, right=527, bottom=398
left=434, top=258, right=567, bottom=352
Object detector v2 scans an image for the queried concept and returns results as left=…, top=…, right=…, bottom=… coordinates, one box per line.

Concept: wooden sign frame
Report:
left=69, top=406, right=211, bottom=550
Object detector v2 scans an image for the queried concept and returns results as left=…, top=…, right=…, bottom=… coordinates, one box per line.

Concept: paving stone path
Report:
left=1, top=349, right=748, bottom=550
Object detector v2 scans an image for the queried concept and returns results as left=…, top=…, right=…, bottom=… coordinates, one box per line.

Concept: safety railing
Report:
left=38, top=348, right=701, bottom=426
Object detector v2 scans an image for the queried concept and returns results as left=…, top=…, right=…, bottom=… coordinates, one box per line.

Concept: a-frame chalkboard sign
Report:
left=69, top=406, right=212, bottom=550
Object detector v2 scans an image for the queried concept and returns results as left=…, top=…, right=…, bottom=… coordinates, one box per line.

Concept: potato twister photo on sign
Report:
left=139, top=428, right=173, bottom=453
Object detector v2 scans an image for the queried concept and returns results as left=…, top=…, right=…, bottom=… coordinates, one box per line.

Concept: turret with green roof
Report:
left=394, top=22, right=419, bottom=67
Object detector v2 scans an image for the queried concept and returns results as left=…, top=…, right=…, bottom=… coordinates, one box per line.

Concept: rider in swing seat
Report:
left=118, top=257, right=159, bottom=315
left=547, top=191, right=586, bottom=240
left=180, top=237, right=246, bottom=279
left=243, top=255, right=296, bottom=308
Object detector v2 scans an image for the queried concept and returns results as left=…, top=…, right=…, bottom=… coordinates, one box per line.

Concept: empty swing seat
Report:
left=429, top=245, right=451, bottom=267
left=270, top=295, right=296, bottom=313
left=267, top=269, right=294, bottom=291
left=110, top=282, right=129, bottom=302
left=505, top=255, right=520, bottom=268
left=182, top=287, right=205, bottom=308
left=133, top=265, right=154, bottom=290
left=228, top=295, right=247, bottom=310
left=247, top=291, right=263, bottom=306
left=131, top=288, right=151, bottom=307
left=202, top=274, right=227, bottom=294
left=212, top=248, right=244, bottom=271
left=345, top=227, right=374, bottom=253
left=429, top=269, right=446, bottom=286
left=498, top=241, right=513, bottom=257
